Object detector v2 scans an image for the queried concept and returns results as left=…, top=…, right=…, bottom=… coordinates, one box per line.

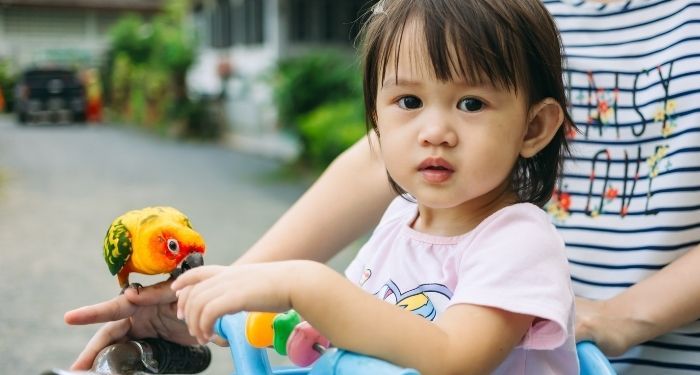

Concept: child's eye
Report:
left=397, top=96, right=423, bottom=110
left=457, top=98, right=484, bottom=112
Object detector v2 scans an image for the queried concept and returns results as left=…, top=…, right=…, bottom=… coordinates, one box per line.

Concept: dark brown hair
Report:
left=359, top=0, right=574, bottom=207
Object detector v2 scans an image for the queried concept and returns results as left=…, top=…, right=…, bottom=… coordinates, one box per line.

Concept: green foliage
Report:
left=272, top=51, right=365, bottom=169
left=0, top=60, right=16, bottom=112
left=105, top=0, right=199, bottom=137
left=298, top=99, right=367, bottom=170
left=273, top=52, right=361, bottom=132
left=108, top=15, right=153, bottom=65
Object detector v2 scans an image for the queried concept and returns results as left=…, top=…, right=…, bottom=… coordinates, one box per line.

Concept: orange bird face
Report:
left=147, top=224, right=206, bottom=273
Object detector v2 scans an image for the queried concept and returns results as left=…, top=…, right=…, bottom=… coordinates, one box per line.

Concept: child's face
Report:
left=375, top=23, right=531, bottom=210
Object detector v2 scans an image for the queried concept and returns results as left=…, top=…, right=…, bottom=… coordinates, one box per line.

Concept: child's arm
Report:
left=64, top=135, right=393, bottom=369
left=173, top=261, right=533, bottom=375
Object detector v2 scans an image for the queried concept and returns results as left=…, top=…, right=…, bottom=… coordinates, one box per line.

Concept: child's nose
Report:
left=418, top=112, right=457, bottom=147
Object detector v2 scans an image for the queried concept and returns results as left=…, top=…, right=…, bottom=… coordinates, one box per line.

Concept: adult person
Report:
left=66, top=0, right=700, bottom=373
left=542, top=0, right=700, bottom=373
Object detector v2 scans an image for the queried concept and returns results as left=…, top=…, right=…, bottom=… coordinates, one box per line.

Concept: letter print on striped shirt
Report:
left=543, top=1, right=700, bottom=374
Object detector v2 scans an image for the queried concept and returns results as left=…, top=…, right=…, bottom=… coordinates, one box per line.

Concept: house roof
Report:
left=0, top=0, right=164, bottom=11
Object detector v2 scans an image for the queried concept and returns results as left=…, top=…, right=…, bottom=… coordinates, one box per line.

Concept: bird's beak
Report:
left=181, top=252, right=204, bottom=272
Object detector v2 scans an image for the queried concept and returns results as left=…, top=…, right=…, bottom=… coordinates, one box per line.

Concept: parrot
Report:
left=103, top=206, right=206, bottom=290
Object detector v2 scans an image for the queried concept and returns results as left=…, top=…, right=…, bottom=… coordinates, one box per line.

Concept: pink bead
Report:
left=286, top=321, right=330, bottom=367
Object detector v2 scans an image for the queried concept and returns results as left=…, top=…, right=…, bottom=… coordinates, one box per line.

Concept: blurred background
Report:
left=0, top=0, right=376, bottom=373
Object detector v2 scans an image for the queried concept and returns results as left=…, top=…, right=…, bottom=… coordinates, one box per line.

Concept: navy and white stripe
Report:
left=543, top=1, right=700, bottom=373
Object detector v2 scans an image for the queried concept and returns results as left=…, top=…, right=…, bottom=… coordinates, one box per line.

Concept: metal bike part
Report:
left=90, top=338, right=211, bottom=374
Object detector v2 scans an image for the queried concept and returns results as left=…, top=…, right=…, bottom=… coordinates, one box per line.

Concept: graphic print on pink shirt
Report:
left=363, top=271, right=452, bottom=321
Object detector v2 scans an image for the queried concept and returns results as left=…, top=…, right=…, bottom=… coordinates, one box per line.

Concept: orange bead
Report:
left=245, top=312, right=277, bottom=348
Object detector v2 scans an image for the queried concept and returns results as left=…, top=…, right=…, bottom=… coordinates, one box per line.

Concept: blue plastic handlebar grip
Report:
left=577, top=341, right=616, bottom=375
left=215, top=312, right=275, bottom=375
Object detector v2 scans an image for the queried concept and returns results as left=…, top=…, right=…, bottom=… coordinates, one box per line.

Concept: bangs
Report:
left=361, top=0, right=573, bottom=206
left=370, top=0, right=526, bottom=92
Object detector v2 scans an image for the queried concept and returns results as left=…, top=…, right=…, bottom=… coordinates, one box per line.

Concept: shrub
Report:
left=273, top=51, right=361, bottom=133
left=298, top=99, right=366, bottom=170
left=0, top=60, right=16, bottom=112
left=104, top=0, right=199, bottom=137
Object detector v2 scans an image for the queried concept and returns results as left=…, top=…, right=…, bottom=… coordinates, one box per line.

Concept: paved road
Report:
left=0, top=117, right=356, bottom=374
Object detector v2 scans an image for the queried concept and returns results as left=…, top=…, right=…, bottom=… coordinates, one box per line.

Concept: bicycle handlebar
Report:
left=214, top=312, right=419, bottom=375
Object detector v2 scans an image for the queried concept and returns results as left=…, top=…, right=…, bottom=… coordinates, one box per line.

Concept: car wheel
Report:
left=73, top=112, right=86, bottom=124
left=17, top=112, right=28, bottom=125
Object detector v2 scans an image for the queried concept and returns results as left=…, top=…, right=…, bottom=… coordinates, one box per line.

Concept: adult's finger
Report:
left=70, top=319, right=131, bottom=370
left=64, top=295, right=137, bottom=325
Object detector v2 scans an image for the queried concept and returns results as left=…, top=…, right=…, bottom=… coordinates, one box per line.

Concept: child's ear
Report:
left=520, top=98, right=564, bottom=158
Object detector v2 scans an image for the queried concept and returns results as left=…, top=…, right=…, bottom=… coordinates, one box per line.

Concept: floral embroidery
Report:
left=588, top=88, right=617, bottom=126
left=656, top=100, right=678, bottom=138
left=590, top=186, right=619, bottom=217
left=547, top=189, right=571, bottom=222
left=647, top=146, right=669, bottom=178
left=604, top=186, right=619, bottom=201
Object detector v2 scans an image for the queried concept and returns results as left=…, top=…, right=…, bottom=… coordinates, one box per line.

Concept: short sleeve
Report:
left=450, top=205, right=573, bottom=350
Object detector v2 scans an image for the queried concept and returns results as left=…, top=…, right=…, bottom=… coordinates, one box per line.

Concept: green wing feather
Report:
left=103, top=219, right=132, bottom=275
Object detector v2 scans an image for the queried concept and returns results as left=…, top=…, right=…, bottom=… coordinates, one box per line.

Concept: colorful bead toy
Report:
left=287, top=321, right=331, bottom=367
left=245, top=312, right=277, bottom=348
left=245, top=310, right=331, bottom=367
left=272, top=310, right=302, bottom=355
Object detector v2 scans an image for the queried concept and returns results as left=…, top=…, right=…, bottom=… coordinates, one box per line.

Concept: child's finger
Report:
left=210, top=334, right=229, bottom=347
left=183, top=283, right=212, bottom=341
left=185, top=280, right=234, bottom=342
left=199, top=293, right=240, bottom=341
left=171, top=265, right=225, bottom=290
left=176, top=285, right=192, bottom=321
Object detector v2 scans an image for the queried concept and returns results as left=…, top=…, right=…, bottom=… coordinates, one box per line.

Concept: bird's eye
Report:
left=167, top=239, right=180, bottom=254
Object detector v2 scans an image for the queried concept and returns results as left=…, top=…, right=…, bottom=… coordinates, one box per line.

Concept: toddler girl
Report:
left=173, top=1, right=579, bottom=373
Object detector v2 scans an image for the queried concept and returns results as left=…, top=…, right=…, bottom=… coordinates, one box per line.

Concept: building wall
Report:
left=188, top=0, right=282, bottom=136
left=187, top=0, right=366, bottom=139
left=0, top=5, right=156, bottom=70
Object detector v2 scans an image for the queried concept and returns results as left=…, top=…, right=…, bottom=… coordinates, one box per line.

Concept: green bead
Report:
left=272, top=310, right=302, bottom=355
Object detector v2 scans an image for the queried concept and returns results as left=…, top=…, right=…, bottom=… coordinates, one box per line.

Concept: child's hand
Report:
left=171, top=262, right=307, bottom=344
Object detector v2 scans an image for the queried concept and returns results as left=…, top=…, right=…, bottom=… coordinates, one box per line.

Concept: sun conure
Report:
left=103, top=206, right=206, bottom=290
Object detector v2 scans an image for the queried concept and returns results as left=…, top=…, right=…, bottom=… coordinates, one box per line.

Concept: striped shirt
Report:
left=543, top=0, right=700, bottom=373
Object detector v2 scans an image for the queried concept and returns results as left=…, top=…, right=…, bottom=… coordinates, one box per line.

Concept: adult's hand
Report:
left=575, top=245, right=700, bottom=359
left=64, top=280, right=195, bottom=370
left=574, top=296, right=635, bottom=357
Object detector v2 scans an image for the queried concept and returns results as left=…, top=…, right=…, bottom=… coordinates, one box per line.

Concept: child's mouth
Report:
left=418, top=158, right=454, bottom=183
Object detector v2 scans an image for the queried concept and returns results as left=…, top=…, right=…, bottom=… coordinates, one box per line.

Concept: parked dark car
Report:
left=14, top=67, right=86, bottom=124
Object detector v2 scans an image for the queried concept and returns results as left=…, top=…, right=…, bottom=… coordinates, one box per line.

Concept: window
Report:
left=208, top=0, right=264, bottom=48
left=289, top=0, right=372, bottom=44
left=210, top=0, right=233, bottom=48
left=240, top=0, right=264, bottom=45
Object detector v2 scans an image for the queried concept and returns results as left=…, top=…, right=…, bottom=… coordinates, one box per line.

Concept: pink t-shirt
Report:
left=345, top=198, right=579, bottom=374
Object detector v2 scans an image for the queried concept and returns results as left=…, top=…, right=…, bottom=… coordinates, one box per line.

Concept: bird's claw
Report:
left=120, top=283, right=144, bottom=295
